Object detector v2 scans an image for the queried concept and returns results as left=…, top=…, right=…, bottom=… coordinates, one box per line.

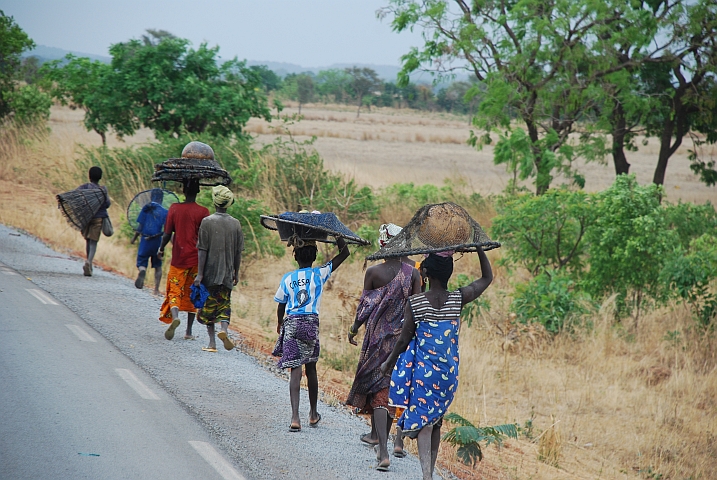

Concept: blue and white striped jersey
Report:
left=274, top=262, right=333, bottom=316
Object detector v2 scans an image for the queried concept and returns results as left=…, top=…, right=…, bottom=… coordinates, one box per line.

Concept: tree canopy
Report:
left=0, top=11, right=38, bottom=121
left=381, top=0, right=717, bottom=193
left=44, top=31, right=272, bottom=142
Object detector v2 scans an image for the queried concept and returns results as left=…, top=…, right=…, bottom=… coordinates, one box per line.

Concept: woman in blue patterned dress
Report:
left=380, top=248, right=493, bottom=480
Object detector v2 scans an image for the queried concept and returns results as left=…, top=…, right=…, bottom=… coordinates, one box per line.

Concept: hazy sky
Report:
left=1, top=0, right=425, bottom=67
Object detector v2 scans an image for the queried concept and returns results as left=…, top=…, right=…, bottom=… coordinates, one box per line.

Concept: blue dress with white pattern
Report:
left=389, top=290, right=462, bottom=437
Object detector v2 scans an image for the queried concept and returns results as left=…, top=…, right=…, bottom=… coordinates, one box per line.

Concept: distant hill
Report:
left=23, top=44, right=461, bottom=84
left=22, top=45, right=111, bottom=64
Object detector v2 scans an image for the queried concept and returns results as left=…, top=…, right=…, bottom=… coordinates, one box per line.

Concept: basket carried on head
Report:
left=56, top=188, right=107, bottom=231
left=151, top=141, right=232, bottom=187
left=260, top=211, right=371, bottom=246
left=126, top=188, right=180, bottom=233
left=366, top=202, right=500, bottom=260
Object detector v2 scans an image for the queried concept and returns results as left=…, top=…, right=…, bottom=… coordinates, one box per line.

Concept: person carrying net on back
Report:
left=131, top=188, right=168, bottom=295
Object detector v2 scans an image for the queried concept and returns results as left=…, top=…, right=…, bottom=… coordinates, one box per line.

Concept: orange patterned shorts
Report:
left=159, top=265, right=197, bottom=324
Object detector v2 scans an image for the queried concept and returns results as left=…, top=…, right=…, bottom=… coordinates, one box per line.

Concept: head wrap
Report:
left=379, top=223, right=402, bottom=247
left=287, top=235, right=317, bottom=249
left=212, top=185, right=234, bottom=208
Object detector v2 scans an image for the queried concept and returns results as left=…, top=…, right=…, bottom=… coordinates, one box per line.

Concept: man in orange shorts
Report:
left=157, top=179, right=209, bottom=340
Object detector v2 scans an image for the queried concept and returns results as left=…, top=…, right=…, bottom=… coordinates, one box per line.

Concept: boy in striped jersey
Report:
left=272, top=237, right=350, bottom=432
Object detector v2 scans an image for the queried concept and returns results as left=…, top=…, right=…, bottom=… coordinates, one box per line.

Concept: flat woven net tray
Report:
left=260, top=212, right=370, bottom=246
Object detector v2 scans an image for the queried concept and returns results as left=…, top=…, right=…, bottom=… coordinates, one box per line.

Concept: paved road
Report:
left=0, top=225, right=426, bottom=479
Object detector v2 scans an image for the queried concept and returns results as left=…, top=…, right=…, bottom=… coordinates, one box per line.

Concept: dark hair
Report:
left=89, top=166, right=103, bottom=182
left=150, top=188, right=164, bottom=203
left=294, top=245, right=318, bottom=265
left=422, top=254, right=453, bottom=289
left=183, top=179, right=200, bottom=196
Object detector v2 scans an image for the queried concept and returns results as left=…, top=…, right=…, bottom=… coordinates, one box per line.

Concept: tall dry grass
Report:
left=2, top=106, right=716, bottom=479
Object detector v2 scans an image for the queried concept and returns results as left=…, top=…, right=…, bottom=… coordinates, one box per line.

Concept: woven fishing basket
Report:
left=56, top=188, right=107, bottom=231
left=151, top=141, right=232, bottom=186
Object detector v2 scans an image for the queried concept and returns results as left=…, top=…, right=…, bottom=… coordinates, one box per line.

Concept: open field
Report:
left=1, top=104, right=716, bottom=479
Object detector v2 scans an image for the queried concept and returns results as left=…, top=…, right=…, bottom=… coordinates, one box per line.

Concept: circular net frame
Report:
left=366, top=202, right=500, bottom=261
left=260, top=212, right=371, bottom=246
left=56, top=188, right=107, bottom=231
left=126, top=189, right=180, bottom=232
left=151, top=158, right=232, bottom=186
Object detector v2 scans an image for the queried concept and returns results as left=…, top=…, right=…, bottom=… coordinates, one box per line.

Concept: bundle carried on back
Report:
left=151, top=141, right=232, bottom=187
left=56, top=188, right=107, bottom=231
left=260, top=211, right=371, bottom=246
left=366, top=202, right=500, bottom=260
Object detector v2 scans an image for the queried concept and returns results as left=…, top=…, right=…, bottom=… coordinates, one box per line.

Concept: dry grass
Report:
left=2, top=105, right=717, bottom=480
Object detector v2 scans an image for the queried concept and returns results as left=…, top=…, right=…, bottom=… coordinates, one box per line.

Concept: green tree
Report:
left=249, top=65, right=283, bottom=92
left=44, top=55, right=136, bottom=144
left=315, top=69, right=352, bottom=103
left=44, top=31, right=272, bottom=141
left=6, top=84, right=52, bottom=125
left=382, top=0, right=654, bottom=194
left=296, top=74, right=314, bottom=114
left=345, top=66, right=381, bottom=117
left=0, top=11, right=35, bottom=121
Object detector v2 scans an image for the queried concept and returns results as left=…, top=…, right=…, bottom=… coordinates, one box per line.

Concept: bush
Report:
left=511, top=269, right=593, bottom=334
left=585, top=175, right=677, bottom=323
left=449, top=273, right=490, bottom=327
left=492, top=189, right=592, bottom=275
left=7, top=84, right=52, bottom=126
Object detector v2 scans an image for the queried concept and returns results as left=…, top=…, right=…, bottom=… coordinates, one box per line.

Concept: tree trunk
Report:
left=611, top=102, right=630, bottom=175
left=356, top=96, right=362, bottom=118
left=97, top=130, right=106, bottom=146
left=298, top=102, right=302, bottom=115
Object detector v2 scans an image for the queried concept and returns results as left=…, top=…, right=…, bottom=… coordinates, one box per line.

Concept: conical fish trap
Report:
left=260, top=212, right=371, bottom=246
left=366, top=202, right=500, bottom=260
left=126, top=189, right=180, bottom=232
left=56, top=188, right=107, bottom=231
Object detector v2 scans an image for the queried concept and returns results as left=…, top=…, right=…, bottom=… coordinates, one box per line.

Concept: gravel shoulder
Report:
left=0, top=224, right=425, bottom=479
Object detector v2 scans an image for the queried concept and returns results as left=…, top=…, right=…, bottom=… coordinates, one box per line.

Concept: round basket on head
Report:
left=366, top=202, right=501, bottom=261
left=56, top=188, right=108, bottom=231
left=151, top=141, right=232, bottom=187
left=126, top=188, right=180, bottom=232
left=260, top=211, right=371, bottom=246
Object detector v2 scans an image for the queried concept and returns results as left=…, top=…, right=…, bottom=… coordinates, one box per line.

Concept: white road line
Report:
left=115, top=369, right=160, bottom=400
left=65, top=324, right=97, bottom=342
left=188, top=441, right=246, bottom=480
left=25, top=288, right=59, bottom=305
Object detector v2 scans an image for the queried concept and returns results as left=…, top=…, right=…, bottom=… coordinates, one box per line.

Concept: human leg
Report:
left=289, top=366, right=302, bottom=430
left=153, top=268, right=162, bottom=294
left=217, top=320, right=235, bottom=350
left=374, top=408, right=392, bottom=470
left=362, top=418, right=379, bottom=445
left=430, top=423, right=441, bottom=477
left=164, top=306, right=181, bottom=340
left=393, top=425, right=406, bottom=457
left=417, top=426, right=434, bottom=480
left=206, top=322, right=216, bottom=350
left=184, top=312, right=195, bottom=339
left=135, top=267, right=147, bottom=289
left=305, top=362, right=320, bottom=425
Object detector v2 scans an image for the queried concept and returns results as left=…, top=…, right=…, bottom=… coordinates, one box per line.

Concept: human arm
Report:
left=329, top=237, right=350, bottom=271
left=234, top=229, right=244, bottom=286
left=194, top=249, right=207, bottom=287
left=276, top=303, right=286, bottom=334
left=459, top=247, right=494, bottom=306
left=130, top=232, right=140, bottom=244
left=379, top=302, right=417, bottom=376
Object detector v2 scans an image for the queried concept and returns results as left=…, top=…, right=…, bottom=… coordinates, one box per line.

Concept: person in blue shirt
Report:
left=131, top=189, right=168, bottom=295
left=272, top=236, right=350, bottom=432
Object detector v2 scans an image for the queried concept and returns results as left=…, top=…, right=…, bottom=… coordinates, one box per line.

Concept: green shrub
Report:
left=585, top=175, right=677, bottom=322
left=442, top=413, right=518, bottom=466
left=7, top=84, right=52, bottom=126
left=511, top=269, right=593, bottom=334
left=492, top=189, right=592, bottom=275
